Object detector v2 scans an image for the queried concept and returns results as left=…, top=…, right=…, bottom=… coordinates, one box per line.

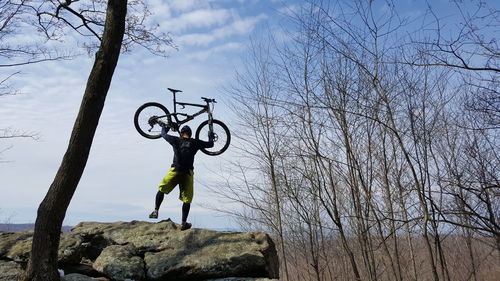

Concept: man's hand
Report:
left=157, top=120, right=167, bottom=127
left=208, top=131, right=215, bottom=141
left=149, top=117, right=159, bottom=126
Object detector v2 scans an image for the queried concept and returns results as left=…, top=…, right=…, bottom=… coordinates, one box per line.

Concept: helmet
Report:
left=180, top=125, right=192, bottom=137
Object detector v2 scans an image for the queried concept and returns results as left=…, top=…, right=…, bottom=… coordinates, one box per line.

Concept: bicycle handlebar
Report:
left=202, top=97, right=216, bottom=103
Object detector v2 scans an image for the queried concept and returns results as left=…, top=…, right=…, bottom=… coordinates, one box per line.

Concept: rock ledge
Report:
left=0, top=220, right=279, bottom=281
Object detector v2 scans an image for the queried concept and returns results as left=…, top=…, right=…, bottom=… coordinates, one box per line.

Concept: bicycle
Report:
left=134, top=88, right=231, bottom=156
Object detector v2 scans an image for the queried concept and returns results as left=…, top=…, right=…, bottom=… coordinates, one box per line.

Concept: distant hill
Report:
left=0, top=223, right=72, bottom=233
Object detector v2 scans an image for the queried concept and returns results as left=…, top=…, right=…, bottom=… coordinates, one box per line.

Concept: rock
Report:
left=0, top=221, right=279, bottom=281
left=58, top=234, right=89, bottom=264
left=144, top=230, right=278, bottom=280
left=70, top=221, right=278, bottom=280
left=92, top=244, right=144, bottom=281
left=0, top=231, right=109, bottom=265
left=0, top=260, right=24, bottom=281
left=62, top=264, right=103, bottom=278
left=59, top=232, right=109, bottom=264
left=0, top=231, right=33, bottom=262
left=62, top=273, right=97, bottom=281
left=71, top=220, right=179, bottom=251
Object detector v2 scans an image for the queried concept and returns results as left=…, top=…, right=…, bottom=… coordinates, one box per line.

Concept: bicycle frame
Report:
left=134, top=89, right=229, bottom=154
left=167, top=93, right=214, bottom=132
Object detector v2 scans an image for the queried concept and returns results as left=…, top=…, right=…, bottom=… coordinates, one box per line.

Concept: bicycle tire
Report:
left=195, top=119, right=231, bottom=156
left=134, top=102, right=171, bottom=139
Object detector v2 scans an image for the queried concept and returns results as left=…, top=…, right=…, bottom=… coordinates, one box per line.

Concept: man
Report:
left=149, top=124, right=214, bottom=230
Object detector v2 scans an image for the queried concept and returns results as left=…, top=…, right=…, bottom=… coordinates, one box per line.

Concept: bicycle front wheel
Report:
left=134, top=102, right=170, bottom=139
left=195, top=119, right=231, bottom=156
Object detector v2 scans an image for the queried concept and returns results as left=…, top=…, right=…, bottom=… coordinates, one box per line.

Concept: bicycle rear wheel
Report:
left=195, top=119, right=231, bottom=156
left=134, top=102, right=171, bottom=139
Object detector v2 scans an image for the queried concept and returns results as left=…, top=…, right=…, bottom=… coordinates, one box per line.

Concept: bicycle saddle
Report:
left=167, top=88, right=182, bottom=94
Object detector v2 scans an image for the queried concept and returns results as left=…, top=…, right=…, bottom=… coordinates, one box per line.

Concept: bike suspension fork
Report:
left=208, top=113, right=214, bottom=133
left=207, top=102, right=214, bottom=133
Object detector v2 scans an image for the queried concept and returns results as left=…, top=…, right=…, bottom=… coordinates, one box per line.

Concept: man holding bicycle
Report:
left=149, top=122, right=214, bottom=231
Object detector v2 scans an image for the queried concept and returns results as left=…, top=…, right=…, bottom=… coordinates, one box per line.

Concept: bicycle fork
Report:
left=208, top=112, right=214, bottom=134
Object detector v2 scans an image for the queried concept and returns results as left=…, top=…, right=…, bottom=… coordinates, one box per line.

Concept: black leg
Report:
left=182, top=203, right=191, bottom=223
left=155, top=191, right=164, bottom=210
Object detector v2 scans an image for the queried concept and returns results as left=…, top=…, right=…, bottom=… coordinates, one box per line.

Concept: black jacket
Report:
left=161, top=127, right=214, bottom=172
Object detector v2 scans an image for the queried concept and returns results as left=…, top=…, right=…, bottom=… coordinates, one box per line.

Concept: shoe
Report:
left=149, top=210, right=158, bottom=219
left=180, top=222, right=192, bottom=231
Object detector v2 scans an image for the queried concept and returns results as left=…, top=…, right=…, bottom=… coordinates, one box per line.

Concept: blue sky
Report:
left=1, top=0, right=498, bottom=229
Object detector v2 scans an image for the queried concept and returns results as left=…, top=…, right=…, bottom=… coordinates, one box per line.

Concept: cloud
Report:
left=187, top=42, right=244, bottom=60
left=169, top=0, right=199, bottom=11
left=168, top=0, right=217, bottom=12
left=148, top=0, right=172, bottom=19
left=161, top=8, right=234, bottom=33
left=178, top=14, right=268, bottom=46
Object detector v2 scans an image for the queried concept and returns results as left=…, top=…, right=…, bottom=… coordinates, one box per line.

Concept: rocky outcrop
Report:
left=0, top=221, right=279, bottom=281
left=0, top=260, right=24, bottom=281
left=92, top=244, right=145, bottom=280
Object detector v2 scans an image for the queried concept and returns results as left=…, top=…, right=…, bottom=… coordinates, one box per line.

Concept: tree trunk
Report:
left=22, top=1, right=127, bottom=280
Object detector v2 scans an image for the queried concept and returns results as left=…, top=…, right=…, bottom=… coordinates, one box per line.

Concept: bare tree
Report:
left=217, top=1, right=499, bottom=281
left=407, top=0, right=499, bottom=130
left=405, top=0, right=500, bottom=254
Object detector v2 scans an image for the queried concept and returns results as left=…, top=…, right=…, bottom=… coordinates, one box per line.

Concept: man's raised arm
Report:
left=198, top=132, right=214, bottom=149
left=160, top=126, right=177, bottom=145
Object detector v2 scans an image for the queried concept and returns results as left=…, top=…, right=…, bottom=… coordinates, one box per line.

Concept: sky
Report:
left=0, top=0, right=301, bottom=229
left=1, top=0, right=498, bottom=230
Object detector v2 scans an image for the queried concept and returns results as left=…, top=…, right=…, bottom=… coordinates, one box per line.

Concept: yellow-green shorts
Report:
left=158, top=167, right=194, bottom=203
